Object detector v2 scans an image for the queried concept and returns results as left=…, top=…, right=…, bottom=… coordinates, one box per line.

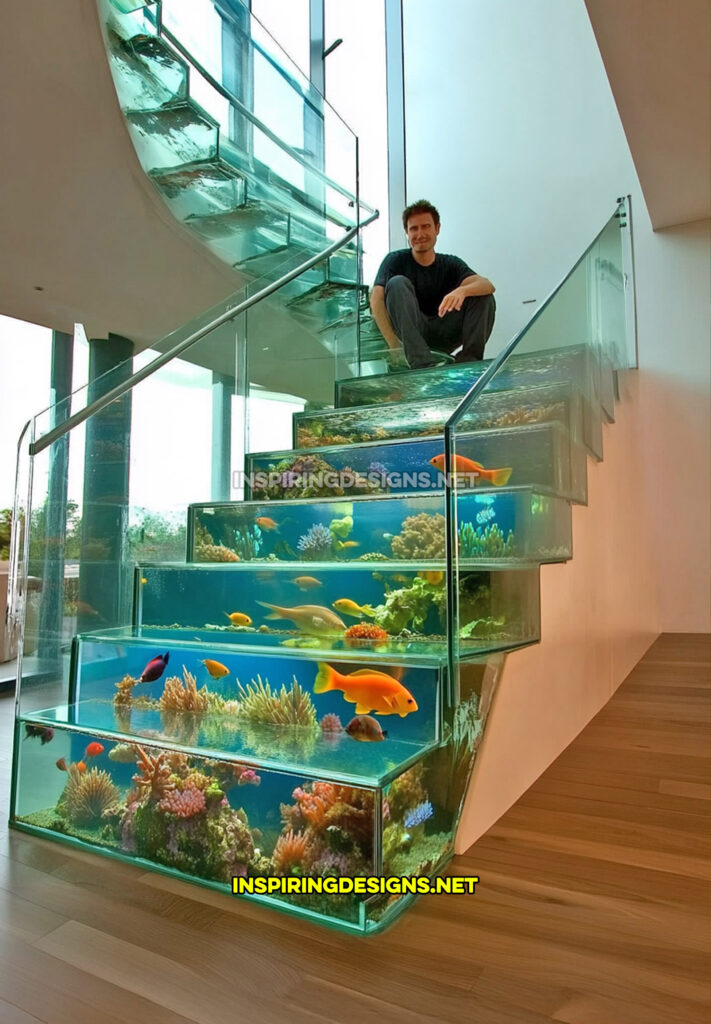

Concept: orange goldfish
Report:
left=314, top=663, right=418, bottom=717
left=201, top=658, right=230, bottom=679
left=257, top=601, right=346, bottom=635
left=292, top=576, right=323, bottom=591
left=225, top=611, right=252, bottom=627
left=85, top=742, right=104, bottom=759
left=429, top=453, right=512, bottom=487
left=255, top=516, right=279, bottom=531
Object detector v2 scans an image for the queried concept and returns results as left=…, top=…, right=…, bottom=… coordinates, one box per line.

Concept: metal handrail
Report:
left=30, top=209, right=379, bottom=456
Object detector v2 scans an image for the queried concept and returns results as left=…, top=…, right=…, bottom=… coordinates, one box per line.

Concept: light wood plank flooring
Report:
left=0, top=633, right=709, bottom=1024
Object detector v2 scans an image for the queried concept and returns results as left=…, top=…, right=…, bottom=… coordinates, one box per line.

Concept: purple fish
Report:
left=24, top=723, right=54, bottom=745
left=139, top=651, right=170, bottom=683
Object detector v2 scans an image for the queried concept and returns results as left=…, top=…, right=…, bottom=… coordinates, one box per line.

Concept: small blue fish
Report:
left=476, top=506, right=496, bottom=524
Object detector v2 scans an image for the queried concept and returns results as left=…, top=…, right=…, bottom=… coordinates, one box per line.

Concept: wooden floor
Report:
left=0, top=633, right=709, bottom=1024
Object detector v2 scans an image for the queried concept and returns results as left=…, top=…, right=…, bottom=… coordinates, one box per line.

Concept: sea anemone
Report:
left=297, top=523, right=332, bottom=560
left=236, top=675, right=317, bottom=727
left=344, top=622, right=389, bottom=647
left=272, top=829, right=310, bottom=875
left=63, top=765, right=120, bottom=826
left=157, top=787, right=206, bottom=819
left=159, top=667, right=209, bottom=712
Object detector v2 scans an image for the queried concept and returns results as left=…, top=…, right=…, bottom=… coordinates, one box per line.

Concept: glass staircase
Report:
left=6, top=0, right=636, bottom=934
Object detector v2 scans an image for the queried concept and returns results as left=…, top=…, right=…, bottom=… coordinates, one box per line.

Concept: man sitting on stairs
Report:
left=370, top=199, right=496, bottom=370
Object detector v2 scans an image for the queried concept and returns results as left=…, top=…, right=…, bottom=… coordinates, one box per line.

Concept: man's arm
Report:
left=369, top=285, right=402, bottom=351
left=438, top=274, right=495, bottom=317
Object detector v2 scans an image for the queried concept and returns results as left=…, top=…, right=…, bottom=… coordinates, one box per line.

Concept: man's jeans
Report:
left=385, top=275, right=495, bottom=368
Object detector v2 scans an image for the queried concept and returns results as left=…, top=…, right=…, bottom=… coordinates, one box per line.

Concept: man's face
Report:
left=406, top=213, right=440, bottom=255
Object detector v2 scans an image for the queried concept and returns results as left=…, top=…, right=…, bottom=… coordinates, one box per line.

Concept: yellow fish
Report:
left=257, top=601, right=346, bottom=635
left=314, top=663, right=418, bottom=717
left=418, top=571, right=444, bottom=586
left=292, top=575, right=323, bottom=591
left=332, top=598, right=376, bottom=619
left=225, top=611, right=252, bottom=627
left=201, top=658, right=230, bottom=679
left=140, top=577, right=148, bottom=585
left=334, top=540, right=359, bottom=551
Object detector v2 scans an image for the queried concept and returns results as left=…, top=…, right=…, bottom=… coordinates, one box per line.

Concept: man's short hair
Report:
left=402, top=199, right=440, bottom=231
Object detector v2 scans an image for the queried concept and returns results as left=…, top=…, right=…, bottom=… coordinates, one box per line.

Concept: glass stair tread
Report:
left=337, top=345, right=605, bottom=461
left=294, top=380, right=585, bottom=452
left=189, top=487, right=572, bottom=565
left=106, top=29, right=189, bottom=110
left=218, top=140, right=356, bottom=236
left=20, top=705, right=435, bottom=789
left=126, top=99, right=220, bottom=171
left=245, top=420, right=588, bottom=504
left=150, top=159, right=247, bottom=218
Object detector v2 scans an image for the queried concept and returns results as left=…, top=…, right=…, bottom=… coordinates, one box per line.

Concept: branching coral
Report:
left=297, top=523, right=332, bottom=560
left=132, top=746, right=176, bottom=803
left=114, top=674, right=139, bottom=706
left=284, top=782, right=375, bottom=858
left=390, top=513, right=446, bottom=559
left=272, top=829, right=311, bottom=875
left=159, top=667, right=209, bottom=712
left=236, top=675, right=317, bottom=727
left=62, top=765, right=120, bottom=826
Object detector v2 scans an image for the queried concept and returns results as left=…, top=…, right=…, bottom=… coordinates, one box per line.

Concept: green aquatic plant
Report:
left=458, top=522, right=517, bottom=557
left=329, top=514, right=353, bottom=540
left=236, top=675, right=317, bottom=727
left=371, top=575, right=446, bottom=634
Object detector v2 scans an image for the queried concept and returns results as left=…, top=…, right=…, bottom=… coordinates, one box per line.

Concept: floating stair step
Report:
left=338, top=345, right=606, bottom=460
left=294, top=380, right=588, bottom=455
left=29, top=633, right=442, bottom=787
left=126, top=99, right=220, bottom=172
left=245, top=421, right=587, bottom=505
left=183, top=201, right=291, bottom=264
left=133, top=561, right=541, bottom=660
left=106, top=28, right=189, bottom=111
left=109, top=0, right=157, bottom=12
left=188, top=488, right=572, bottom=566
left=150, top=158, right=247, bottom=219
left=285, top=280, right=364, bottom=330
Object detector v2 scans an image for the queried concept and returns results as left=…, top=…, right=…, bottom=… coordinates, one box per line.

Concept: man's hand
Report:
left=438, top=287, right=468, bottom=317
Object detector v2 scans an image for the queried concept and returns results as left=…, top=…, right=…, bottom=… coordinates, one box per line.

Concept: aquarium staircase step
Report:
left=105, top=22, right=189, bottom=112
left=125, top=98, right=221, bottom=172
left=294, top=379, right=594, bottom=458
left=188, top=487, right=573, bottom=566
left=245, top=420, right=588, bottom=505
left=338, top=344, right=611, bottom=459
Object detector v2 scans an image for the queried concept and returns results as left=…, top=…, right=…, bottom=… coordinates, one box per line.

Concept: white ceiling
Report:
left=585, top=0, right=711, bottom=229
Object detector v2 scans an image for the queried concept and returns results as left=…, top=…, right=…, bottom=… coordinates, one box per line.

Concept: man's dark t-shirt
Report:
left=373, top=250, right=476, bottom=317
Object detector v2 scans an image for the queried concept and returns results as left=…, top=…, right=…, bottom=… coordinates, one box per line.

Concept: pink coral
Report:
left=319, top=714, right=343, bottom=734
left=158, top=787, right=206, bottom=819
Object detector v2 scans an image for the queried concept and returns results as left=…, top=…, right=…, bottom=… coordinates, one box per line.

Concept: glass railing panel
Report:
left=444, top=202, right=632, bottom=689
left=15, top=323, right=249, bottom=720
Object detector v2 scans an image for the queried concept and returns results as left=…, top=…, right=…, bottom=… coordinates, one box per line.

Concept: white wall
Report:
left=403, top=0, right=710, bottom=631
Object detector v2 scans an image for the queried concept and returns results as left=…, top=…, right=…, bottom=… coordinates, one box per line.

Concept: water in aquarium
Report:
left=245, top=422, right=585, bottom=504
left=190, top=488, right=572, bottom=568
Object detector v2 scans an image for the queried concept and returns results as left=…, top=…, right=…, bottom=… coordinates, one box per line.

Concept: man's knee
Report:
left=385, top=275, right=416, bottom=302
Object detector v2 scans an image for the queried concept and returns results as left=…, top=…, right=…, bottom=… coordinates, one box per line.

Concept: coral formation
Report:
left=114, top=674, right=139, bottom=706
left=254, top=454, right=384, bottom=500
left=319, top=713, right=343, bottom=734
left=236, top=675, right=317, bottom=728
left=297, top=523, right=332, bottom=560
left=159, top=667, right=209, bottom=712
left=60, top=765, right=120, bottom=827
left=458, top=522, right=517, bottom=557
left=196, top=544, right=240, bottom=563
left=157, top=786, right=206, bottom=819
left=132, top=746, right=176, bottom=802
left=390, top=513, right=445, bottom=559
left=272, top=829, right=311, bottom=875
left=370, top=576, right=446, bottom=635
left=344, top=622, right=389, bottom=647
